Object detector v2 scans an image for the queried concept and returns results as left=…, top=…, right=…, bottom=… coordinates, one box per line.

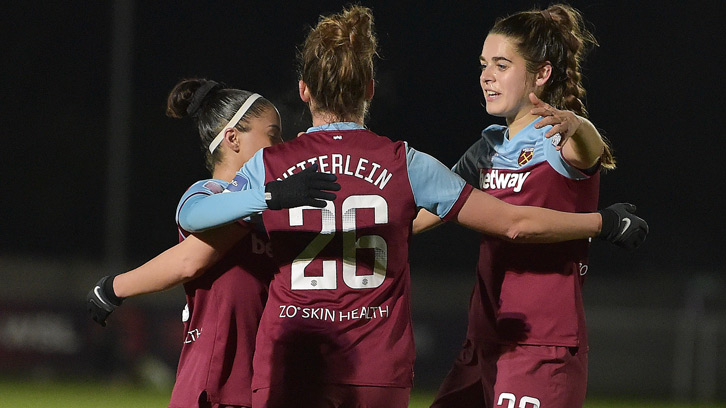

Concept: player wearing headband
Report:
left=86, top=78, right=339, bottom=408
left=177, top=6, right=647, bottom=408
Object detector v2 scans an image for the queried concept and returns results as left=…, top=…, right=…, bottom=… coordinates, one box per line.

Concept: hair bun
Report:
left=186, top=80, right=222, bottom=117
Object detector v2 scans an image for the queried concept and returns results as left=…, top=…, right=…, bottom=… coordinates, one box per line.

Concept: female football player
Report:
left=87, top=78, right=306, bottom=408
left=177, top=6, right=646, bottom=407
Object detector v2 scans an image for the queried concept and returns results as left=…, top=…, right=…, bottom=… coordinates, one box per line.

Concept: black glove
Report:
left=86, top=275, right=124, bottom=327
left=598, top=203, right=649, bottom=251
left=265, top=163, right=340, bottom=210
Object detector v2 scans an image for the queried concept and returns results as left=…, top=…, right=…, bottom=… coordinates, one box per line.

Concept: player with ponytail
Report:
left=421, top=4, right=620, bottom=407
left=86, top=79, right=338, bottom=408
left=177, top=5, right=646, bottom=408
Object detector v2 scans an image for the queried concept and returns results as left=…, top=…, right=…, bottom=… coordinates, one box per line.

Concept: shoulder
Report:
left=185, top=179, right=227, bottom=196
left=177, top=178, right=227, bottom=208
left=481, top=124, right=507, bottom=144
left=468, top=124, right=507, bottom=156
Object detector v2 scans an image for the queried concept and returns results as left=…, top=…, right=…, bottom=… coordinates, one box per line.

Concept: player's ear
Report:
left=224, top=128, right=241, bottom=153
left=365, top=79, right=375, bottom=101
left=535, top=62, right=552, bottom=87
left=299, top=80, right=311, bottom=103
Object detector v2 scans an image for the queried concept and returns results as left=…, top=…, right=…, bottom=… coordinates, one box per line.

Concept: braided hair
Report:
left=491, top=4, right=615, bottom=169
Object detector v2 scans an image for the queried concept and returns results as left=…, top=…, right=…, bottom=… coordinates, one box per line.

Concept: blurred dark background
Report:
left=1, top=0, right=725, bottom=403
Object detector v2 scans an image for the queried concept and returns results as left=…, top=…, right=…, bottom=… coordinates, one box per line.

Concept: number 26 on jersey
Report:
left=289, top=195, right=389, bottom=291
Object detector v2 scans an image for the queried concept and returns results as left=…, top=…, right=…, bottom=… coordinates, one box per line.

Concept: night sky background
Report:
left=2, top=1, right=724, bottom=278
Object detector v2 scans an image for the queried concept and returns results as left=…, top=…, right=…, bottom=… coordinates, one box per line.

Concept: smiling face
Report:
left=479, top=34, right=538, bottom=124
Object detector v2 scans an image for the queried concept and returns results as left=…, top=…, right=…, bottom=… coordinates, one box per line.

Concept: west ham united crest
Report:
left=518, top=147, right=534, bottom=166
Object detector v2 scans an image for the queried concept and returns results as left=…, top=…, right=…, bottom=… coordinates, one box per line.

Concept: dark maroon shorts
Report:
left=252, top=383, right=409, bottom=408
left=431, top=340, right=587, bottom=408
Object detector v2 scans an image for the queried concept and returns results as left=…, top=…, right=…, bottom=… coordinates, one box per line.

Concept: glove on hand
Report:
left=86, top=275, right=124, bottom=327
left=265, top=164, right=340, bottom=210
left=598, top=203, right=649, bottom=251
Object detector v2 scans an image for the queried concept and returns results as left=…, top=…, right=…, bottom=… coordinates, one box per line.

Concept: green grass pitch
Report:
left=1, top=380, right=724, bottom=407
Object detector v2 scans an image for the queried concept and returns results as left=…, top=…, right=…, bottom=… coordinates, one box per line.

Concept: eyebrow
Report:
left=479, top=55, right=513, bottom=63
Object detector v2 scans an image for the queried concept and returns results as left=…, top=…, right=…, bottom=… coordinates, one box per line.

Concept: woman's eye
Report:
left=479, top=64, right=487, bottom=71
left=497, top=64, right=507, bottom=70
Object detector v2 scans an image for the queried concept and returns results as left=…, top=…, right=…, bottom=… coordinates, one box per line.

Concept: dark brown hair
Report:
left=166, top=78, right=274, bottom=173
left=491, top=4, right=614, bottom=168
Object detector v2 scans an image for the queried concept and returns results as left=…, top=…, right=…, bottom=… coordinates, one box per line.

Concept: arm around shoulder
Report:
left=453, top=189, right=601, bottom=243
left=113, top=223, right=250, bottom=298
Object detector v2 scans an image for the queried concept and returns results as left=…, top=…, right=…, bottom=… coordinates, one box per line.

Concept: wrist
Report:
left=102, top=275, right=124, bottom=306
left=597, top=208, right=618, bottom=240
left=264, top=180, right=282, bottom=210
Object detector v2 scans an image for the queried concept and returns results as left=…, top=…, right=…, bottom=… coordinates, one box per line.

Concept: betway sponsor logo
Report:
left=480, top=169, right=530, bottom=192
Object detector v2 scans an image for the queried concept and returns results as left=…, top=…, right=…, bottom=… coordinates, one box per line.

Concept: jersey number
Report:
left=289, top=195, right=388, bottom=290
left=497, top=393, right=541, bottom=408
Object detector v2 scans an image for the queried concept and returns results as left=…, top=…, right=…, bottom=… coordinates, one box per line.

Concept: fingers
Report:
left=530, top=107, right=555, bottom=119
left=528, top=92, right=542, bottom=106
left=298, top=163, right=319, bottom=175
left=306, top=197, right=333, bottom=208
left=533, top=113, right=564, bottom=126
left=621, top=224, right=647, bottom=251
left=309, top=172, right=340, bottom=191
left=310, top=180, right=341, bottom=191
left=309, top=190, right=338, bottom=201
left=311, top=172, right=338, bottom=183
left=533, top=112, right=569, bottom=140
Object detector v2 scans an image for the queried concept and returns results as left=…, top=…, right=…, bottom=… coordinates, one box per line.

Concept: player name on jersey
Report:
left=480, top=169, right=530, bottom=192
left=278, top=154, right=393, bottom=190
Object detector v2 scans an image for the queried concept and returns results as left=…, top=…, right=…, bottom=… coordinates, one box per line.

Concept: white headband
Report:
left=208, top=93, right=262, bottom=153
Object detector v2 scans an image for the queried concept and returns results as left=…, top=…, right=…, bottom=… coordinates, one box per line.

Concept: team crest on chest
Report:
left=518, top=147, right=534, bottom=166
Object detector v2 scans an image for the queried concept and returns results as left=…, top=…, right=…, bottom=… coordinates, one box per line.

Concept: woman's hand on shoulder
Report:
left=529, top=92, right=582, bottom=151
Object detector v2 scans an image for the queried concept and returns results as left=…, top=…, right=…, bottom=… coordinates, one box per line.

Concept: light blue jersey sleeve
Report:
left=405, top=143, right=468, bottom=218
left=177, top=149, right=269, bottom=232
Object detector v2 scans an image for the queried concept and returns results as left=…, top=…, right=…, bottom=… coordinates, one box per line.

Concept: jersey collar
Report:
left=306, top=122, right=365, bottom=133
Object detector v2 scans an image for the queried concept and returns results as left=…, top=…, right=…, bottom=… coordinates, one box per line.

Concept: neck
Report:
left=506, top=112, right=539, bottom=139
left=310, top=110, right=363, bottom=127
left=212, top=161, right=240, bottom=183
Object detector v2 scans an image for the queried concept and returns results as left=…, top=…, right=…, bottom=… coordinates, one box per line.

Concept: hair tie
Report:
left=187, top=80, right=223, bottom=117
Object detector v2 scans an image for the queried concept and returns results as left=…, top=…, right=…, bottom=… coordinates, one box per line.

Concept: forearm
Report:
left=113, top=225, right=248, bottom=297
left=113, top=244, right=209, bottom=297
left=179, top=187, right=267, bottom=232
left=454, top=189, right=601, bottom=242
left=503, top=206, right=601, bottom=243
left=412, top=209, right=444, bottom=234
left=564, top=117, right=605, bottom=169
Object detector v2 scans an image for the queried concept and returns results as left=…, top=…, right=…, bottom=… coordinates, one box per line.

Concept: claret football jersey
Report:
left=452, top=118, right=599, bottom=348
left=228, top=122, right=473, bottom=389
left=169, top=179, right=275, bottom=407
